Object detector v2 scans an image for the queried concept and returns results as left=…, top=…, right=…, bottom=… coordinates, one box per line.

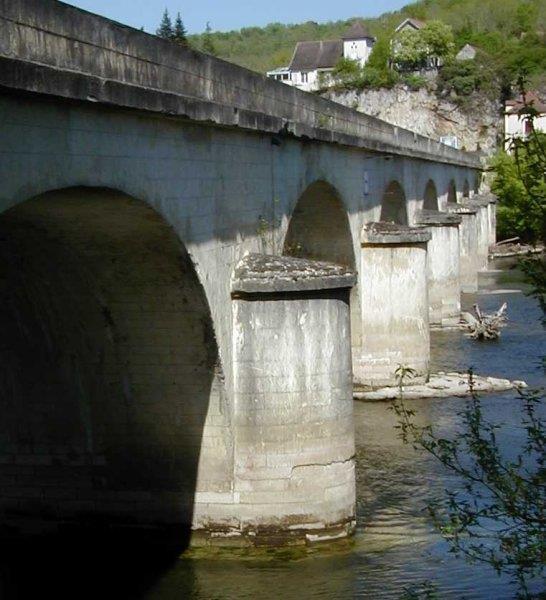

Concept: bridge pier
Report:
left=448, top=205, right=480, bottom=293
left=354, top=223, right=431, bottom=388
left=486, top=194, right=498, bottom=247
left=414, top=210, right=462, bottom=326
left=464, top=198, right=491, bottom=270
left=229, top=254, right=356, bottom=545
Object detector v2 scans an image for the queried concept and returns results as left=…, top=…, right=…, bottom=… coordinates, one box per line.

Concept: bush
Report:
left=491, top=132, right=546, bottom=243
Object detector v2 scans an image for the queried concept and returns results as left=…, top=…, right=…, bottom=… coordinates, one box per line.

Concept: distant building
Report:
left=455, top=43, right=477, bottom=61
left=266, top=22, right=375, bottom=92
left=394, top=18, right=426, bottom=34
left=504, top=91, right=546, bottom=151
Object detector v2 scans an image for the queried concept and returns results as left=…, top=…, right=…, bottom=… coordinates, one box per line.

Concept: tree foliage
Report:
left=202, top=22, right=217, bottom=55
left=391, top=20, right=455, bottom=71
left=156, top=8, right=173, bottom=40
left=391, top=368, right=545, bottom=597
left=491, top=130, right=546, bottom=243
left=173, top=13, right=188, bottom=45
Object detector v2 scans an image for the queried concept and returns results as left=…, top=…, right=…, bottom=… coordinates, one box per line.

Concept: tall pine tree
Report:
left=203, top=22, right=217, bottom=55
left=174, top=13, right=188, bottom=45
left=156, top=8, right=173, bottom=40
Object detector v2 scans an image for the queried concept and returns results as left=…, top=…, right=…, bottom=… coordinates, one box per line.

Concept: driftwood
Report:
left=461, top=303, right=508, bottom=340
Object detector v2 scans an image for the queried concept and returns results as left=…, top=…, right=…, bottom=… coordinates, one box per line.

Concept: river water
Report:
left=1, top=262, right=544, bottom=599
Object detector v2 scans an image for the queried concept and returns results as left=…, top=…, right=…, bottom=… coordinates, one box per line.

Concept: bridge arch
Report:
left=0, top=186, right=223, bottom=539
left=380, top=180, right=408, bottom=225
left=463, top=179, right=470, bottom=198
left=423, top=179, right=439, bottom=210
left=283, top=180, right=361, bottom=348
left=447, top=179, right=458, bottom=204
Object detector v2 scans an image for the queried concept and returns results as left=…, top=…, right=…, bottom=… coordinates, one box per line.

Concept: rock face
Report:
left=326, top=85, right=502, bottom=156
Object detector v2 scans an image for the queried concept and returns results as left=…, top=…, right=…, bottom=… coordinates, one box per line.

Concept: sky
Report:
left=64, top=0, right=413, bottom=35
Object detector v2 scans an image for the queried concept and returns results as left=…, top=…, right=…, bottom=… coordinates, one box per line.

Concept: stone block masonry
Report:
left=448, top=205, right=480, bottom=293
left=414, top=209, right=462, bottom=326
left=230, top=255, right=356, bottom=544
left=355, top=223, right=431, bottom=388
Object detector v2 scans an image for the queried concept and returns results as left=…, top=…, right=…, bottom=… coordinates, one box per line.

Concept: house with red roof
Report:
left=504, top=91, right=546, bottom=151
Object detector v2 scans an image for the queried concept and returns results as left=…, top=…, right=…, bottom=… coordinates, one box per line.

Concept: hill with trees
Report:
left=184, top=0, right=546, bottom=92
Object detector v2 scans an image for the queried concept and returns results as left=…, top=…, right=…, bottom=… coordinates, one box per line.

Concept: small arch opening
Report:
left=283, top=180, right=360, bottom=348
left=447, top=180, right=458, bottom=204
left=380, top=181, right=408, bottom=225
left=423, top=179, right=439, bottom=211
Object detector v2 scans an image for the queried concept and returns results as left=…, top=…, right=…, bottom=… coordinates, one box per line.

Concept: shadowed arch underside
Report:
left=283, top=180, right=360, bottom=347
left=380, top=181, right=408, bottom=225
left=447, top=180, right=457, bottom=203
left=423, top=179, right=439, bottom=210
left=0, top=187, right=224, bottom=540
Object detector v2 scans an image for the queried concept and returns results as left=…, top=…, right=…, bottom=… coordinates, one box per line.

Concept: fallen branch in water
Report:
left=461, top=303, right=508, bottom=340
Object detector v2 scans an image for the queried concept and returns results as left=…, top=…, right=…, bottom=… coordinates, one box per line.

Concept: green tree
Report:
left=491, top=130, right=546, bottom=243
left=421, top=20, right=455, bottom=60
left=391, top=20, right=454, bottom=71
left=202, top=22, right=217, bottom=55
left=156, top=8, right=173, bottom=40
left=174, top=12, right=188, bottom=45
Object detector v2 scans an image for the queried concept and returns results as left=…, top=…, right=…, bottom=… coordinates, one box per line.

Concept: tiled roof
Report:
left=395, top=18, right=426, bottom=32
left=506, top=91, right=546, bottom=114
left=289, top=40, right=343, bottom=71
left=341, top=21, right=374, bottom=40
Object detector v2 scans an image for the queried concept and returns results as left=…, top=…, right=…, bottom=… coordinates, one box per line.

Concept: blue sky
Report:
left=64, top=0, right=413, bottom=35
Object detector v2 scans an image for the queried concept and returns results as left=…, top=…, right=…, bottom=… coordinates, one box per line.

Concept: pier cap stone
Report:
left=463, top=198, right=490, bottom=209
left=447, top=204, right=478, bottom=215
left=361, top=222, right=431, bottom=245
left=414, top=209, right=462, bottom=226
left=476, top=192, right=498, bottom=204
left=231, top=253, right=355, bottom=295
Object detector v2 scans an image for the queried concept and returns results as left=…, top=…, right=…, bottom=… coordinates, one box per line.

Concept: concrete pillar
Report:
left=231, top=254, right=356, bottom=545
left=354, top=222, right=431, bottom=388
left=414, top=209, right=462, bottom=326
left=463, top=198, right=490, bottom=270
left=486, top=193, right=498, bottom=247
left=447, top=204, right=479, bottom=292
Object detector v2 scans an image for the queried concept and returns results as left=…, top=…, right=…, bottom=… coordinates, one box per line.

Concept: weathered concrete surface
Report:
left=355, top=223, right=431, bottom=388
left=483, top=193, right=498, bottom=247
left=354, top=372, right=527, bottom=401
left=463, top=198, right=491, bottom=270
left=0, top=0, right=481, bottom=168
left=230, top=254, right=356, bottom=545
left=448, top=205, right=480, bottom=292
left=414, top=210, right=462, bottom=325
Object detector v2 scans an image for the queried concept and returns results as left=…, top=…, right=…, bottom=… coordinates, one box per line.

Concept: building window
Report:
left=301, top=72, right=308, bottom=83
left=282, top=73, right=289, bottom=80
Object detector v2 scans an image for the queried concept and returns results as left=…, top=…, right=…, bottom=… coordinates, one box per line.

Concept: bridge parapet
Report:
left=0, top=0, right=480, bottom=168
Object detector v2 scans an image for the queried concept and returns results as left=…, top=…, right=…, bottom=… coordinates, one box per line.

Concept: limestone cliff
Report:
left=325, top=85, right=502, bottom=157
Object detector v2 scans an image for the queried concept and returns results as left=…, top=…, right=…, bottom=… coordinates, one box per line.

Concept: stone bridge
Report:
left=0, top=0, right=493, bottom=547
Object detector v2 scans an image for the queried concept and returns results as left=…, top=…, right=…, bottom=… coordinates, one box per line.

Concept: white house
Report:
left=505, top=91, right=546, bottom=151
left=266, top=22, right=375, bottom=92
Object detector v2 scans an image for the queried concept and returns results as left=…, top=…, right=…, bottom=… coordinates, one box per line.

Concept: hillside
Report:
left=188, top=0, right=546, bottom=88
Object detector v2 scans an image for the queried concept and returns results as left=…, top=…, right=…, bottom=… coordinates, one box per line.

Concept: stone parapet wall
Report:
left=0, top=0, right=480, bottom=168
